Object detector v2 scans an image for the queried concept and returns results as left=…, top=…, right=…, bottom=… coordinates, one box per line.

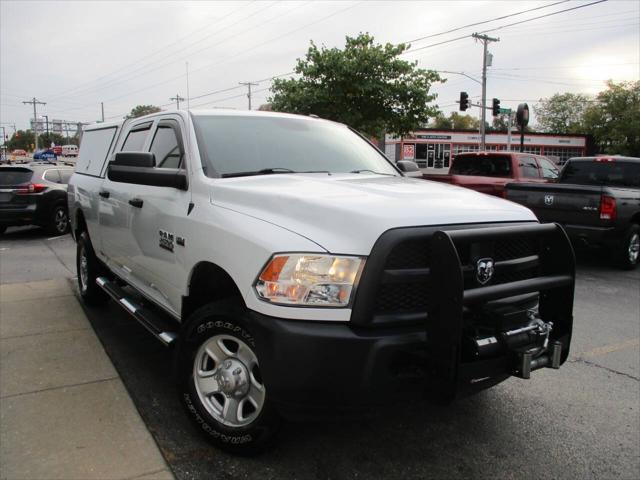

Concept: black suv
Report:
left=0, top=163, right=74, bottom=235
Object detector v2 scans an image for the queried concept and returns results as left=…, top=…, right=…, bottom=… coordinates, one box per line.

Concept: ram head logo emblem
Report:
left=544, top=195, right=554, bottom=206
left=476, top=258, right=495, bottom=285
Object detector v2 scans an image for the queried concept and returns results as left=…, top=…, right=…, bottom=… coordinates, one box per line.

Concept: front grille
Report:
left=375, top=282, right=431, bottom=313
left=351, top=223, right=543, bottom=326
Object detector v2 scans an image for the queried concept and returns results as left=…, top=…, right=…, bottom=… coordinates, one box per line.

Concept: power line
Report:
left=403, top=0, right=608, bottom=56
left=404, top=0, right=570, bottom=44
left=45, top=1, right=263, bottom=100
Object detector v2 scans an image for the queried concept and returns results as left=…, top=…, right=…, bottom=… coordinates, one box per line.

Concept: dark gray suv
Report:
left=0, top=163, right=74, bottom=235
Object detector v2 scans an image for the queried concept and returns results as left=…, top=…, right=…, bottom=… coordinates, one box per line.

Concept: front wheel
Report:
left=615, top=224, right=640, bottom=270
left=177, top=302, right=280, bottom=454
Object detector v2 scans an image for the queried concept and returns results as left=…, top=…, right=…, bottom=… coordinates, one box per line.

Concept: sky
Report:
left=1, top=0, right=639, bottom=133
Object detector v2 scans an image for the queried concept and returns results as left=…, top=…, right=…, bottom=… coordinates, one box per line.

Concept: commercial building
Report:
left=383, top=129, right=592, bottom=173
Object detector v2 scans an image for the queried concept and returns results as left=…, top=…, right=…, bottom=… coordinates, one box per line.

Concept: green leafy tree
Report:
left=38, top=132, right=66, bottom=148
left=583, top=80, right=640, bottom=156
left=430, top=112, right=479, bottom=130
left=534, top=93, right=591, bottom=133
left=269, top=33, right=443, bottom=137
left=127, top=105, right=162, bottom=119
left=5, top=130, right=33, bottom=151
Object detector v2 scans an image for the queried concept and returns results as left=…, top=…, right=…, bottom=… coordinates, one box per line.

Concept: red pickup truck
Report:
left=423, top=152, right=559, bottom=197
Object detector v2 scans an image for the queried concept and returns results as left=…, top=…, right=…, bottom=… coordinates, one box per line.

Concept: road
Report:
left=1, top=226, right=639, bottom=480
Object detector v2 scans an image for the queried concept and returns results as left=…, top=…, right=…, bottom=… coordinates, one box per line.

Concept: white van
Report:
left=62, top=144, right=78, bottom=157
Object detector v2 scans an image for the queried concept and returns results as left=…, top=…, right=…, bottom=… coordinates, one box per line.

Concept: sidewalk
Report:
left=0, top=278, right=173, bottom=480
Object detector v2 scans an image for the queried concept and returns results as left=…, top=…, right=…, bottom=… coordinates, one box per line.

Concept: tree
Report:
left=127, top=105, right=162, bottom=119
left=430, top=112, right=479, bottom=130
left=269, top=33, right=443, bottom=138
left=5, top=130, right=33, bottom=151
left=583, top=80, right=640, bottom=156
left=534, top=92, right=591, bottom=133
left=38, top=132, right=66, bottom=148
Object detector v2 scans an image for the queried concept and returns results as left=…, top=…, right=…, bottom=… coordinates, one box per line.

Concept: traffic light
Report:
left=459, top=91, right=469, bottom=111
left=492, top=98, right=501, bottom=116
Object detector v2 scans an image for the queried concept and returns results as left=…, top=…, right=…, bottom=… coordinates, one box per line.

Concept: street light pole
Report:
left=472, top=33, right=499, bottom=151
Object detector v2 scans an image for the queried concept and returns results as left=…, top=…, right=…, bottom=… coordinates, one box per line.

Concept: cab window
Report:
left=537, top=157, right=559, bottom=180
left=520, top=156, right=540, bottom=178
left=121, top=123, right=151, bottom=152
left=149, top=123, right=184, bottom=169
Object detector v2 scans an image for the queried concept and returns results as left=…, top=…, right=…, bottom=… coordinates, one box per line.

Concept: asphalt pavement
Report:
left=1, top=226, right=638, bottom=480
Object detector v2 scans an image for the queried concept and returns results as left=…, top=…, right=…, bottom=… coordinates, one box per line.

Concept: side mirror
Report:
left=396, top=160, right=423, bottom=178
left=108, top=164, right=187, bottom=190
left=113, top=151, right=155, bottom=168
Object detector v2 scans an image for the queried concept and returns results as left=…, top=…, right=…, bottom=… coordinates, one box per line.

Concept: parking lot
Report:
left=1, top=226, right=638, bottom=480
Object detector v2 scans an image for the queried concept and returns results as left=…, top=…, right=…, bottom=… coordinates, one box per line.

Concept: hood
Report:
left=210, top=173, right=537, bottom=254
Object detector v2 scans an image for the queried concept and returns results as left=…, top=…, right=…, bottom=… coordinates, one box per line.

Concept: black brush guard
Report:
left=428, top=222, right=575, bottom=401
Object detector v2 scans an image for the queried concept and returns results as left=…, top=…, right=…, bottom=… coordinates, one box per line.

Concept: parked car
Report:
left=52, top=146, right=63, bottom=155
left=424, top=151, right=559, bottom=197
left=32, top=149, right=57, bottom=162
left=506, top=156, right=640, bottom=269
left=0, top=164, right=73, bottom=235
left=68, top=110, right=575, bottom=453
left=62, top=144, right=79, bottom=157
left=10, top=149, right=27, bottom=156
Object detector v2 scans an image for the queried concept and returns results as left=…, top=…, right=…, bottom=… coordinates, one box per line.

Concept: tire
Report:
left=0, top=226, right=6, bottom=235
left=615, top=224, right=640, bottom=270
left=46, top=203, right=69, bottom=236
left=177, top=301, right=281, bottom=454
left=76, top=231, right=109, bottom=305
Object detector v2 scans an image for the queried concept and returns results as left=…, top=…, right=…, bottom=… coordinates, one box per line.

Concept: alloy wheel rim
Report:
left=629, top=233, right=640, bottom=264
left=55, top=208, right=67, bottom=233
left=193, top=334, right=265, bottom=428
left=79, top=246, right=89, bottom=294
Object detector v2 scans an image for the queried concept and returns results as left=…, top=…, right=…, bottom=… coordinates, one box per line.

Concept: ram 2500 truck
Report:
left=506, top=156, right=640, bottom=269
left=68, top=110, right=575, bottom=453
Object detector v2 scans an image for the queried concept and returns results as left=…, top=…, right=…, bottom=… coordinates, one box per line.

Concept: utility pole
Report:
left=42, top=115, right=49, bottom=136
left=472, top=33, right=499, bottom=151
left=170, top=94, right=185, bottom=109
left=100, top=102, right=105, bottom=123
left=239, top=81, right=258, bottom=110
left=22, top=97, right=46, bottom=151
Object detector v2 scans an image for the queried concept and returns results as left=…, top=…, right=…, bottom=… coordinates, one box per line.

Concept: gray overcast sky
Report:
left=1, top=0, right=638, bottom=131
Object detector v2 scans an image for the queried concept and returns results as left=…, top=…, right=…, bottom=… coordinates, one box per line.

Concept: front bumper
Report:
left=248, top=223, right=575, bottom=420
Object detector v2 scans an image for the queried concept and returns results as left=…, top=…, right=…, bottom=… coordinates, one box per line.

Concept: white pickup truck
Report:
left=68, top=110, right=576, bottom=453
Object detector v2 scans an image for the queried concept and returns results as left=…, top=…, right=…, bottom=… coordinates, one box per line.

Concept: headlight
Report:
left=254, top=254, right=364, bottom=307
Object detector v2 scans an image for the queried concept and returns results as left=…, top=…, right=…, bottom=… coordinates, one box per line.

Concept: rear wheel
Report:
left=77, top=232, right=109, bottom=305
left=47, top=204, right=69, bottom=236
left=177, top=302, right=280, bottom=454
left=615, top=224, right=640, bottom=270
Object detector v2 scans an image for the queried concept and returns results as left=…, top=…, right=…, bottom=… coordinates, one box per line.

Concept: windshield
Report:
left=449, top=154, right=512, bottom=178
left=193, top=115, right=398, bottom=177
left=561, top=160, right=640, bottom=187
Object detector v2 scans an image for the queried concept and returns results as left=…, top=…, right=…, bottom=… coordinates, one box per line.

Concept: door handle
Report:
left=128, top=198, right=143, bottom=208
left=99, top=191, right=110, bottom=199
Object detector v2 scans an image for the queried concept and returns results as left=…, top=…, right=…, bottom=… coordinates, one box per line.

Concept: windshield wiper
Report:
left=349, top=169, right=396, bottom=176
left=221, top=168, right=297, bottom=178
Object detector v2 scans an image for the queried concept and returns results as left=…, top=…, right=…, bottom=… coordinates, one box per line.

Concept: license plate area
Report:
left=0, top=192, right=13, bottom=202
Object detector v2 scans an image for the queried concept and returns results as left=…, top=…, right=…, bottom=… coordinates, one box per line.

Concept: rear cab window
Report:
left=449, top=154, right=513, bottom=178
left=121, top=122, right=152, bottom=152
left=76, top=126, right=119, bottom=176
left=561, top=160, right=640, bottom=187
left=149, top=121, right=184, bottom=169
